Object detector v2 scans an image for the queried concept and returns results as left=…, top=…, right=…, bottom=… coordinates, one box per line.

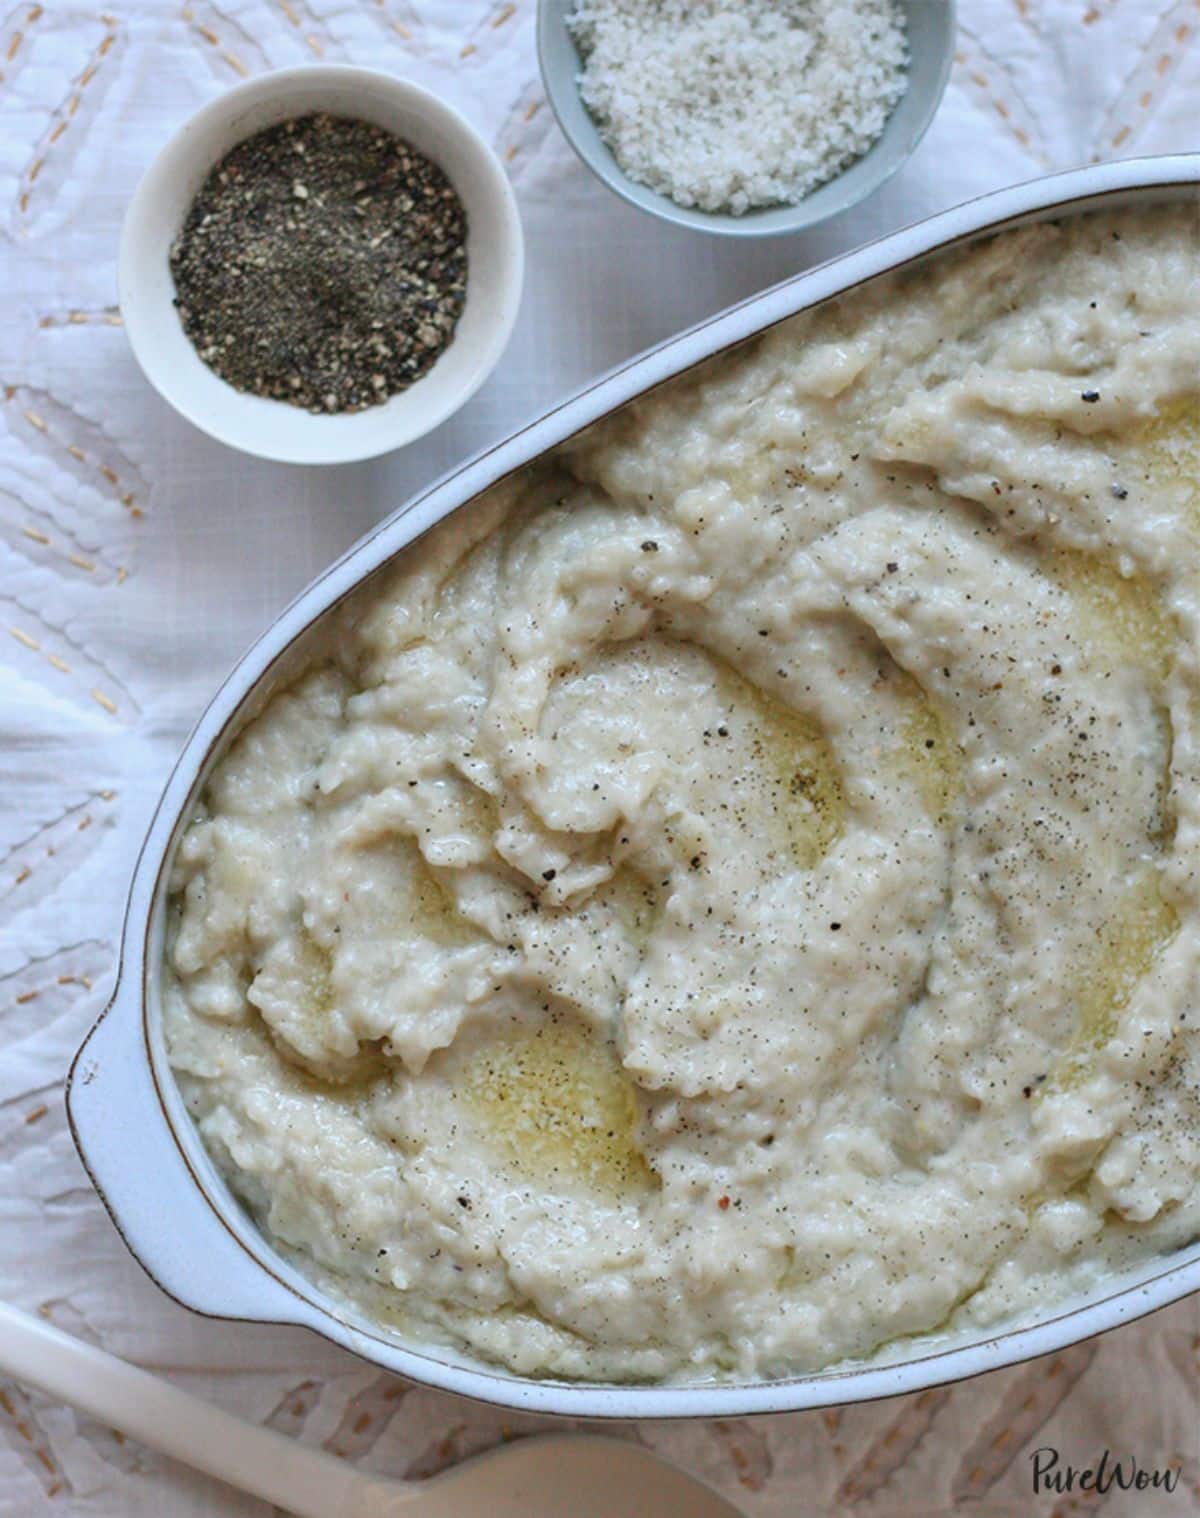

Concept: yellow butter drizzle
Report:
left=461, top=1018, right=656, bottom=1195
left=711, top=657, right=845, bottom=869
left=1051, top=867, right=1177, bottom=1091
left=1139, top=395, right=1200, bottom=527
left=1044, top=550, right=1173, bottom=686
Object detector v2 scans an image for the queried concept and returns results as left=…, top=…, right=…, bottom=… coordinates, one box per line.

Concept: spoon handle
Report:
left=0, top=1299, right=388, bottom=1517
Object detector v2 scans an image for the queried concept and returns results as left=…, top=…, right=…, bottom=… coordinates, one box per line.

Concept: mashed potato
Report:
left=166, top=204, right=1200, bottom=1383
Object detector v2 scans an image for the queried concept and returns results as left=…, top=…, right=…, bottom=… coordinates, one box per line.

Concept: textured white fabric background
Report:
left=2, top=1, right=1199, bottom=1513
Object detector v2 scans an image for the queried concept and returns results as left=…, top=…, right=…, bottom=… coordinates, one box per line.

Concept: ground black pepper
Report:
left=169, top=113, right=468, bottom=413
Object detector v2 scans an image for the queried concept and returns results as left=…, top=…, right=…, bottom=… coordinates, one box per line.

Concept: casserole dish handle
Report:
left=67, top=984, right=314, bottom=1328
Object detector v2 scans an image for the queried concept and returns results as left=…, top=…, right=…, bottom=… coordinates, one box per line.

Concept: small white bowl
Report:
left=119, top=67, right=524, bottom=465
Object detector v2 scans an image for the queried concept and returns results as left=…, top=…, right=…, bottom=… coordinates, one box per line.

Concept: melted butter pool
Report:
left=710, top=656, right=844, bottom=870
left=460, top=1018, right=656, bottom=1195
left=544, top=635, right=845, bottom=874
left=1037, top=524, right=1179, bottom=1084
left=1046, top=549, right=1173, bottom=685
left=1140, top=395, right=1200, bottom=524
left=1051, top=866, right=1178, bottom=1091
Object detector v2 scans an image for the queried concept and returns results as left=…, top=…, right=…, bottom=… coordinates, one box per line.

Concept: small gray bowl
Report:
left=537, top=0, right=956, bottom=237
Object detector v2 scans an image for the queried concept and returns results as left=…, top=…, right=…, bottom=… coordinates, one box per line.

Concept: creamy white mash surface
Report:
left=166, top=206, right=1200, bottom=1383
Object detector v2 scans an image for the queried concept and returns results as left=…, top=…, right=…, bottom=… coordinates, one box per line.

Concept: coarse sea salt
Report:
left=566, top=0, right=909, bottom=215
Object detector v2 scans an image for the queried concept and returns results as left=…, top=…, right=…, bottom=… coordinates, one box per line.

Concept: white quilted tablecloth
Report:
left=2, top=2, right=1199, bottom=1514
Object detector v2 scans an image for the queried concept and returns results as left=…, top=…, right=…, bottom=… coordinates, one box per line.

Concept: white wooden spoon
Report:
left=0, top=1300, right=742, bottom=1517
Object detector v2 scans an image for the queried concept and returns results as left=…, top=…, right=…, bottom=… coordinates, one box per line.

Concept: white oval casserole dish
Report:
left=68, top=156, right=1200, bottom=1418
